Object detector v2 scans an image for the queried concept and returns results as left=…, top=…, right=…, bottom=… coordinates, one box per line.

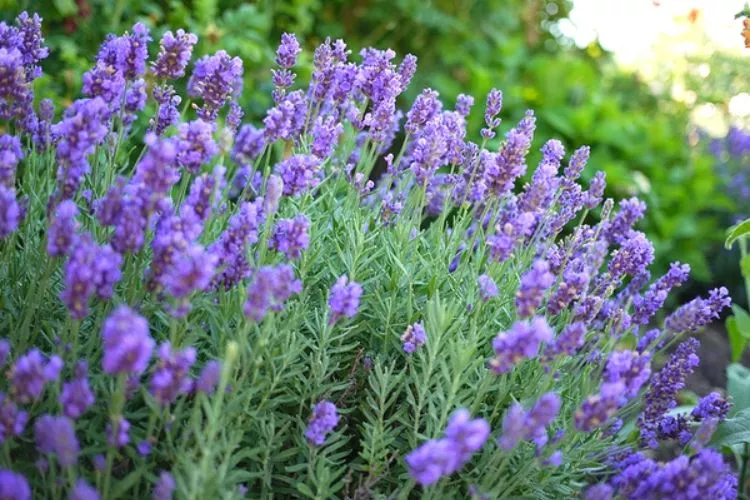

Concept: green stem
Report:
left=741, top=443, right=749, bottom=497
left=101, top=374, right=127, bottom=498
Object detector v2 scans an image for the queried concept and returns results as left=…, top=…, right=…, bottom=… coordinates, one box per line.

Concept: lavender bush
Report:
left=0, top=12, right=739, bottom=499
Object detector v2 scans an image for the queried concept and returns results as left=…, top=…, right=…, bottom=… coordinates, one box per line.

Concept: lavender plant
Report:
left=0, top=11, right=738, bottom=499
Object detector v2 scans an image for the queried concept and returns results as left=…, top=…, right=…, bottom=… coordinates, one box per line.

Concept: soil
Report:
left=687, top=324, right=745, bottom=395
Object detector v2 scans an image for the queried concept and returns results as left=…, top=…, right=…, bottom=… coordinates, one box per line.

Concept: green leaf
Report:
left=711, top=407, right=750, bottom=447
left=727, top=363, right=750, bottom=415
left=727, top=317, right=746, bottom=363
left=741, top=255, right=750, bottom=280
left=53, top=0, right=78, bottom=16
left=110, top=468, right=144, bottom=498
left=733, top=305, right=750, bottom=340
left=725, top=218, right=750, bottom=249
left=295, top=483, right=316, bottom=498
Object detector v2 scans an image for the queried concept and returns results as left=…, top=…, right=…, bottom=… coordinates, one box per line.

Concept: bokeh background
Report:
left=4, top=0, right=749, bottom=378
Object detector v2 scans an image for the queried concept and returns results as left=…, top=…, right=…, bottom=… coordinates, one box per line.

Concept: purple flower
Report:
left=603, top=197, right=646, bottom=246
left=32, top=98, right=54, bottom=149
left=0, top=185, right=21, bottom=238
left=481, top=88, right=503, bottom=139
left=269, top=214, right=310, bottom=260
left=176, top=119, right=219, bottom=174
left=406, top=89, right=442, bottom=135
left=210, top=199, right=264, bottom=290
left=264, top=175, right=284, bottom=216
left=547, top=321, right=586, bottom=358
left=263, top=90, right=307, bottom=143
left=162, top=245, right=218, bottom=310
left=455, top=93, right=474, bottom=117
left=98, top=23, right=151, bottom=80
left=275, top=154, right=322, bottom=197
left=584, top=484, right=613, bottom=500
left=0, top=469, right=31, bottom=500
left=486, top=210, right=535, bottom=262
left=305, top=400, right=339, bottom=446
left=607, top=231, right=654, bottom=281
left=61, top=235, right=123, bottom=319
left=15, top=11, right=49, bottom=78
left=311, top=115, right=344, bottom=159
left=150, top=342, right=197, bottom=406
left=47, top=199, right=79, bottom=257
left=0, top=47, right=32, bottom=121
left=149, top=85, right=182, bottom=135
left=70, top=480, right=100, bottom=500
left=184, top=167, right=224, bottom=223
left=692, top=392, right=730, bottom=422
left=563, top=145, right=590, bottom=182
left=665, top=287, right=731, bottom=335
left=106, top=417, right=130, bottom=448
left=276, top=33, right=301, bottom=69
left=481, top=110, right=535, bottom=198
left=488, top=317, right=553, bottom=374
left=0, top=392, right=28, bottom=442
left=613, top=449, right=736, bottom=499
left=243, top=264, right=302, bottom=322
left=401, top=322, right=427, bottom=353
left=101, top=305, right=154, bottom=375
left=81, top=62, right=126, bottom=111
left=499, top=392, right=560, bottom=450
left=34, top=415, right=79, bottom=467
left=328, top=276, right=363, bottom=324
left=0, top=338, right=9, bottom=367
left=515, top=259, right=554, bottom=317
left=148, top=209, right=202, bottom=292
left=152, top=29, right=198, bottom=79
left=547, top=262, right=589, bottom=316
left=232, top=124, right=265, bottom=166
left=584, top=171, right=606, bottom=209
left=397, top=53, right=418, bottom=91
left=638, top=338, right=700, bottom=447
left=518, top=139, right=563, bottom=215
left=602, top=350, right=651, bottom=399
left=444, top=409, right=490, bottom=463
left=405, top=439, right=458, bottom=486
left=9, top=349, right=62, bottom=404
left=153, top=471, right=176, bottom=500
left=0, top=134, right=23, bottom=187
left=51, top=97, right=110, bottom=200
left=60, top=361, right=95, bottom=419
left=632, top=262, right=690, bottom=326
left=405, top=408, right=488, bottom=485
left=195, top=361, right=221, bottom=394
left=226, top=101, right=243, bottom=133
left=137, top=440, right=152, bottom=456
left=123, top=78, right=147, bottom=125
left=187, top=50, right=243, bottom=121
left=477, top=274, right=498, bottom=301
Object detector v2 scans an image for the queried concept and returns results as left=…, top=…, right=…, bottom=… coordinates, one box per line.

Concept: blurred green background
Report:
left=4, top=0, right=749, bottom=294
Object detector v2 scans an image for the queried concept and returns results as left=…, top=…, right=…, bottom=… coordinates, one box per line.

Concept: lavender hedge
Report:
left=0, top=12, right=739, bottom=499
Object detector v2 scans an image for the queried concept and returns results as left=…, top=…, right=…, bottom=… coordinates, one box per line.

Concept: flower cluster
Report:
left=488, top=317, right=553, bottom=374
left=0, top=12, right=737, bottom=498
left=305, top=401, right=339, bottom=446
left=406, top=409, right=490, bottom=486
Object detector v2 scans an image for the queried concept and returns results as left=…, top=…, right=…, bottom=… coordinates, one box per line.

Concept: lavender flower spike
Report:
left=328, top=276, right=363, bottom=324
left=305, top=400, right=339, bottom=446
left=101, top=305, right=154, bottom=375
left=488, top=317, right=553, bottom=374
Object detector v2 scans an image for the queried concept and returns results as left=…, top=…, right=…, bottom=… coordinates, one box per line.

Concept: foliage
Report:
left=3, top=0, right=729, bottom=283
